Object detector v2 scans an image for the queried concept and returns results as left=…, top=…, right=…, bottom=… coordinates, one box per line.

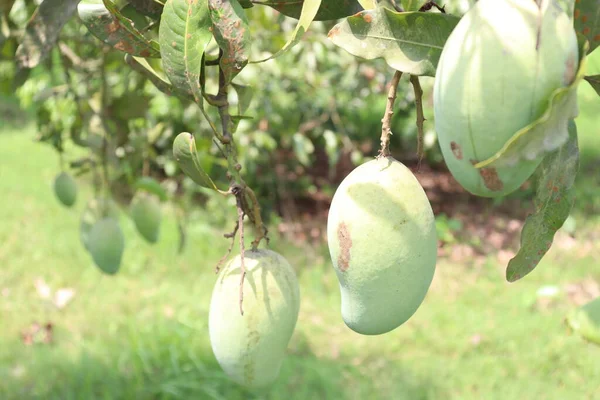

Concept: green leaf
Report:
left=127, top=0, right=164, bottom=18
left=172, top=132, right=221, bottom=191
left=585, top=74, right=600, bottom=96
left=77, top=0, right=161, bottom=57
left=574, top=0, right=600, bottom=54
left=253, top=0, right=322, bottom=62
left=15, top=0, right=80, bottom=69
left=567, top=297, right=600, bottom=346
left=134, top=176, right=168, bottom=201
left=231, top=82, right=253, bottom=115
left=328, top=8, right=460, bottom=77
left=400, top=0, right=420, bottom=11
left=124, top=54, right=194, bottom=100
left=262, top=0, right=363, bottom=21
left=159, top=0, right=212, bottom=106
left=208, top=0, right=250, bottom=84
left=505, top=120, right=579, bottom=283
left=474, top=37, right=588, bottom=169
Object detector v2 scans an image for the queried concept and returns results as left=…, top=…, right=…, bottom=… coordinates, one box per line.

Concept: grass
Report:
left=1, top=85, right=600, bottom=399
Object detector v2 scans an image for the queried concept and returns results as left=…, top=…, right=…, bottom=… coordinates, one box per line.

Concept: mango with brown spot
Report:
left=208, top=249, right=300, bottom=389
left=434, top=0, right=578, bottom=197
left=327, top=157, right=437, bottom=335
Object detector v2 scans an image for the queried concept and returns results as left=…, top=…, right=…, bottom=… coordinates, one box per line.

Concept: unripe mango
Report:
left=130, top=193, right=162, bottom=244
left=87, top=217, right=125, bottom=275
left=209, top=250, right=300, bottom=389
left=327, top=157, right=437, bottom=335
left=434, top=0, right=578, bottom=197
left=53, top=172, right=77, bottom=207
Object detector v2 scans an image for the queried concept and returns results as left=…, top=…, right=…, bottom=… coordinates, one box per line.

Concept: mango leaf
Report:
left=574, top=0, right=600, bottom=54
left=566, top=297, right=600, bottom=346
left=172, top=132, right=222, bottom=192
left=127, top=0, right=164, bottom=18
left=400, top=0, right=420, bottom=11
left=505, top=120, right=579, bottom=283
left=328, top=8, right=460, bottom=77
left=134, top=177, right=168, bottom=201
left=238, top=0, right=253, bottom=8
left=585, top=75, right=600, bottom=96
left=262, top=0, right=363, bottom=21
left=124, top=54, right=194, bottom=100
left=159, top=0, right=212, bottom=106
left=253, top=0, right=322, bottom=62
left=208, top=0, right=250, bottom=84
left=474, top=37, right=588, bottom=169
left=15, top=0, right=80, bottom=69
left=231, top=82, right=252, bottom=115
left=77, top=0, right=161, bottom=57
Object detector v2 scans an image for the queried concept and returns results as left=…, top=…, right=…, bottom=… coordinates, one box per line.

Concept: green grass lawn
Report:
left=1, top=83, right=600, bottom=399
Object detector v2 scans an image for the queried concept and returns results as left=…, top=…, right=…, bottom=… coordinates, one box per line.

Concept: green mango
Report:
left=130, top=193, right=162, bottom=244
left=87, top=217, right=125, bottom=275
left=53, top=172, right=77, bottom=207
left=209, top=249, right=300, bottom=389
left=433, top=0, right=578, bottom=197
left=566, top=297, right=600, bottom=346
left=327, top=157, right=437, bottom=335
left=80, top=197, right=120, bottom=251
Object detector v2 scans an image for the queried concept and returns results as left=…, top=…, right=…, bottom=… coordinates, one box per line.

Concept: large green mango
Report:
left=53, top=172, right=77, bottom=207
left=130, top=193, right=162, bottom=244
left=433, top=0, right=578, bottom=197
left=87, top=217, right=125, bottom=275
left=327, top=157, right=437, bottom=335
left=209, top=249, right=300, bottom=389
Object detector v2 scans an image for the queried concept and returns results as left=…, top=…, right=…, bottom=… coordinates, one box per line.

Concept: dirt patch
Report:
left=450, top=142, right=463, bottom=160
left=470, top=160, right=504, bottom=192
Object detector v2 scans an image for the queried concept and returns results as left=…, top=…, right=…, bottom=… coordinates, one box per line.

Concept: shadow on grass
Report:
left=1, top=321, right=442, bottom=400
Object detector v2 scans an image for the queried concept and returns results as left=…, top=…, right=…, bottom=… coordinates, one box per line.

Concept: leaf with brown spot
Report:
left=328, top=8, right=460, bottom=76
left=260, top=0, right=364, bottom=21
left=158, top=0, right=212, bottom=107
left=15, top=0, right=80, bottom=69
left=574, top=0, right=600, bottom=54
left=506, top=120, right=579, bottom=282
left=78, top=0, right=161, bottom=57
left=208, top=0, right=250, bottom=84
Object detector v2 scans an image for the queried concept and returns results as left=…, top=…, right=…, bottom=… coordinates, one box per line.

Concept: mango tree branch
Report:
left=410, top=74, right=425, bottom=168
left=379, top=70, right=402, bottom=158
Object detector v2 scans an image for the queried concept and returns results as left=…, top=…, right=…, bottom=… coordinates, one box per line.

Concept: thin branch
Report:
left=215, top=220, right=240, bottom=273
left=232, top=186, right=247, bottom=316
left=378, top=70, right=403, bottom=158
left=410, top=75, right=425, bottom=170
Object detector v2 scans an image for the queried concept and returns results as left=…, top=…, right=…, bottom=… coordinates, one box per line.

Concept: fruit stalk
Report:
left=379, top=70, right=402, bottom=157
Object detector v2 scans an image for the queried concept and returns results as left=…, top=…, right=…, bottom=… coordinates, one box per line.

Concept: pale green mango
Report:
left=434, top=0, right=578, bottom=197
left=130, top=193, right=162, bottom=244
left=87, top=217, right=125, bottom=275
left=80, top=197, right=119, bottom=251
left=566, top=297, right=600, bottom=346
left=209, top=249, right=300, bottom=389
left=327, top=157, right=437, bottom=335
left=53, top=172, right=77, bottom=207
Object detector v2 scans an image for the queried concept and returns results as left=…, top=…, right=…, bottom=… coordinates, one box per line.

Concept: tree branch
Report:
left=378, top=70, right=402, bottom=158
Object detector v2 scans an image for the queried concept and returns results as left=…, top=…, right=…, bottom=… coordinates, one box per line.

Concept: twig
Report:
left=419, top=1, right=446, bottom=13
left=410, top=75, right=425, bottom=171
left=232, top=186, right=247, bottom=316
left=215, top=220, right=239, bottom=273
left=378, top=70, right=403, bottom=158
